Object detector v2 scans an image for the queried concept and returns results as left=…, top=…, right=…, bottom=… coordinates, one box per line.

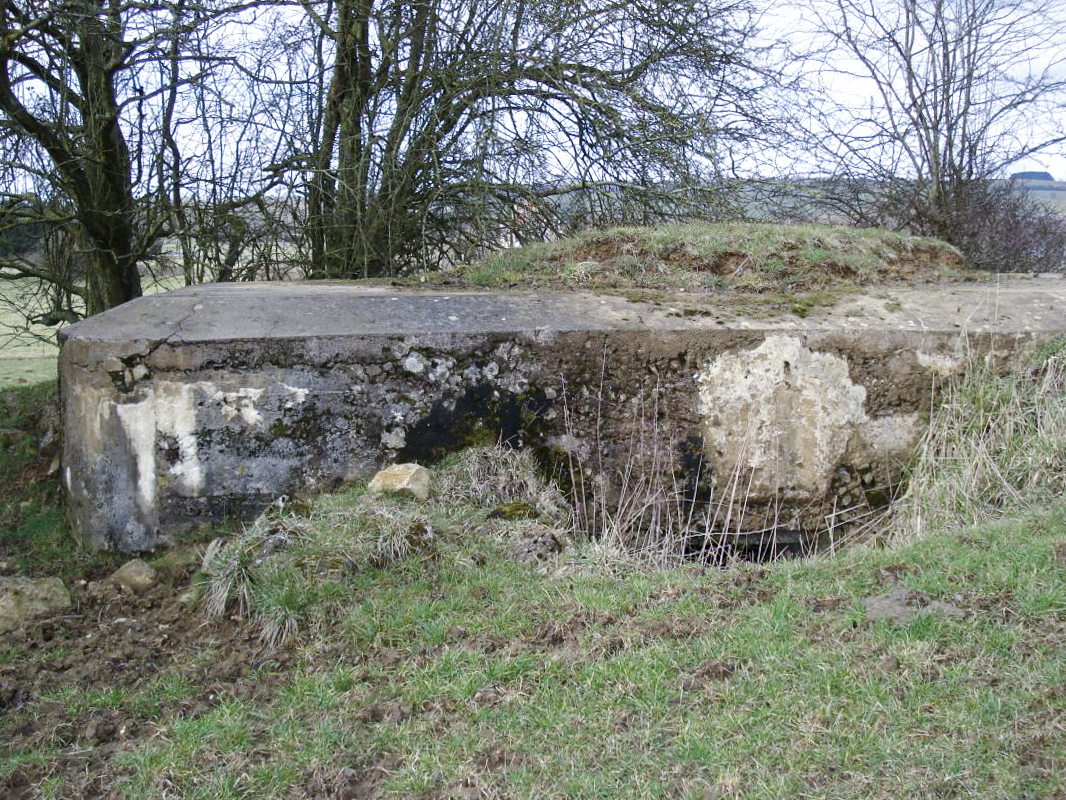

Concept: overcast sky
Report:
left=756, top=0, right=1066, bottom=182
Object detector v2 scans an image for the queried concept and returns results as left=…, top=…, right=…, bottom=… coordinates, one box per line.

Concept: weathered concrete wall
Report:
left=695, top=334, right=922, bottom=531
left=59, top=280, right=1066, bottom=551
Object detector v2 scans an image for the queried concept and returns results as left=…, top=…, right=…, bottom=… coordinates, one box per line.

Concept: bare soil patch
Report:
left=0, top=555, right=286, bottom=799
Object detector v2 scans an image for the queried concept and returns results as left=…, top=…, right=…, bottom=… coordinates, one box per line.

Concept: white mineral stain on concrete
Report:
left=697, top=336, right=881, bottom=501
left=917, top=350, right=961, bottom=377
left=66, top=383, right=116, bottom=458
left=115, top=398, right=160, bottom=512
left=115, top=382, right=207, bottom=514
left=212, top=388, right=264, bottom=426
left=162, top=389, right=203, bottom=492
left=403, top=352, right=426, bottom=374
left=282, top=383, right=309, bottom=407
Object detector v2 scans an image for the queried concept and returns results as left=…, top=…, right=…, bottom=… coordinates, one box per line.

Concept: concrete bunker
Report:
left=58, top=280, right=1066, bottom=553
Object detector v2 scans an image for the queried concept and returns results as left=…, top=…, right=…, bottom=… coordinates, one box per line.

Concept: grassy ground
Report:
left=0, top=282, right=61, bottom=386
left=113, top=494, right=1066, bottom=800
left=2, top=345, right=1066, bottom=798
left=0, top=383, right=123, bottom=581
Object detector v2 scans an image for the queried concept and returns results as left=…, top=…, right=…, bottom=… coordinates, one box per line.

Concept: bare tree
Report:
left=291, top=0, right=775, bottom=278
left=0, top=0, right=781, bottom=325
left=0, top=0, right=156, bottom=314
left=793, top=0, right=1066, bottom=269
left=152, top=2, right=299, bottom=286
left=0, top=0, right=291, bottom=323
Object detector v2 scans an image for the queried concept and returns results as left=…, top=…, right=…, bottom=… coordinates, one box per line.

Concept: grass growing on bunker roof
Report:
left=435, top=221, right=969, bottom=301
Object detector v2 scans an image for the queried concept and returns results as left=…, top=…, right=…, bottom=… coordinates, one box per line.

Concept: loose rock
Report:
left=0, top=577, right=71, bottom=633
left=109, top=559, right=158, bottom=594
left=367, top=463, right=431, bottom=501
left=35, top=401, right=62, bottom=457
left=514, top=525, right=564, bottom=563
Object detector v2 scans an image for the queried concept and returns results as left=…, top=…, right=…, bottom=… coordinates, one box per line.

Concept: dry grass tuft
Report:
left=339, top=502, right=437, bottom=567
left=892, top=343, right=1066, bottom=541
left=201, top=496, right=314, bottom=620
left=202, top=495, right=439, bottom=647
left=435, top=444, right=570, bottom=523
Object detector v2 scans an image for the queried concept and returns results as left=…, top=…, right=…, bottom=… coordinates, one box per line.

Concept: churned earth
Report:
left=1, top=560, right=269, bottom=799
left=3, top=516, right=1066, bottom=799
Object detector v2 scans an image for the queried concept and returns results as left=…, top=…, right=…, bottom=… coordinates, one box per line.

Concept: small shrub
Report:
left=930, top=180, right=1066, bottom=273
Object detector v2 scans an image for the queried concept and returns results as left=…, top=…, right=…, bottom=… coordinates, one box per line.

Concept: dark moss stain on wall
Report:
left=398, top=383, right=557, bottom=464
left=676, top=432, right=713, bottom=506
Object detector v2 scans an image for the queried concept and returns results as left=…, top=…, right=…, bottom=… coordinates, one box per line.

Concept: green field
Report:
left=0, top=353, right=57, bottom=387
left=0, top=275, right=190, bottom=389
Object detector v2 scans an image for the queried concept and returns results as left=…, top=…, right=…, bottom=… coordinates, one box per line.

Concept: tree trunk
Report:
left=76, top=2, right=142, bottom=313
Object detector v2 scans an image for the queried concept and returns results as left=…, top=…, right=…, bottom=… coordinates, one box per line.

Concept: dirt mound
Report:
left=443, top=222, right=972, bottom=303
left=561, top=227, right=966, bottom=292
